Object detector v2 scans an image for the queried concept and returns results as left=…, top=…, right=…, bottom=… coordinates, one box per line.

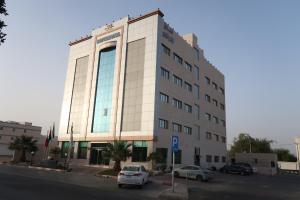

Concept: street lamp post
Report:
left=30, top=151, right=35, bottom=166
left=64, top=153, right=68, bottom=170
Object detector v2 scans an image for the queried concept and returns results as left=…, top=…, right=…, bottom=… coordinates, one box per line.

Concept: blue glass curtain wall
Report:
left=92, top=47, right=116, bottom=133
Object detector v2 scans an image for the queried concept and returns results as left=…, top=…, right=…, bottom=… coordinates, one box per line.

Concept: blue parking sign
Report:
left=172, top=136, right=179, bottom=152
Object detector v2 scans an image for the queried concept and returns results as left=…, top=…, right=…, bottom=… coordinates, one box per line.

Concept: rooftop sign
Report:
left=96, top=32, right=120, bottom=44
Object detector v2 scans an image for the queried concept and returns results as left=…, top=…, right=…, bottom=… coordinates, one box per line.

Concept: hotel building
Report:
left=58, top=9, right=227, bottom=169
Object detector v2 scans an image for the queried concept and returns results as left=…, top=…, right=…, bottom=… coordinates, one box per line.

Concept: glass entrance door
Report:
left=89, top=143, right=109, bottom=165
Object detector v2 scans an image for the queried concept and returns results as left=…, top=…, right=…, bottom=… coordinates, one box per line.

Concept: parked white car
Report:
left=173, top=165, right=214, bottom=182
left=117, top=165, right=149, bottom=188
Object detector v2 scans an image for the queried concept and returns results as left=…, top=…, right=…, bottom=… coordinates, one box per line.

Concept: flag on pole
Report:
left=48, top=127, right=52, bottom=142
left=44, top=131, right=49, bottom=147
left=52, top=123, right=55, bottom=139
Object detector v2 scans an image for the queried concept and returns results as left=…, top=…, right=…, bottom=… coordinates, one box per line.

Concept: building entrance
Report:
left=90, top=143, right=110, bottom=165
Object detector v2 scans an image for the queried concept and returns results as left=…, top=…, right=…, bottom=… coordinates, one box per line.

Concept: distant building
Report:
left=0, top=121, right=57, bottom=163
left=58, top=9, right=227, bottom=169
left=234, top=153, right=278, bottom=175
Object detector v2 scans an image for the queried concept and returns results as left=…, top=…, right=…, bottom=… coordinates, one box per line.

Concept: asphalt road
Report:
left=0, top=165, right=162, bottom=200
left=188, top=172, right=300, bottom=200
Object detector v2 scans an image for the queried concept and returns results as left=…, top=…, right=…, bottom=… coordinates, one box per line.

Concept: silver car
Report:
left=173, top=165, right=213, bottom=182
left=117, top=165, right=149, bottom=188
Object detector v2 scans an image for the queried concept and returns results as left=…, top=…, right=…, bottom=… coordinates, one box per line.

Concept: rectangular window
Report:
left=194, top=84, right=200, bottom=99
left=214, top=134, right=219, bottom=141
left=221, top=120, right=226, bottom=127
left=173, top=75, right=183, bottom=87
left=172, top=98, right=182, bottom=109
left=212, top=82, right=218, bottom=90
left=206, top=155, right=212, bottom=163
left=214, top=156, right=219, bottom=163
left=205, top=76, right=211, bottom=85
left=173, top=53, right=183, bottom=65
left=156, top=148, right=168, bottom=163
left=184, top=81, right=192, bottom=92
left=184, top=103, right=192, bottom=113
left=161, top=67, right=170, bottom=79
left=132, top=141, right=148, bottom=162
left=160, top=92, right=169, bottom=103
left=77, top=141, right=88, bottom=159
left=171, top=150, right=182, bottom=164
left=221, top=136, right=226, bottom=143
left=162, top=43, right=170, bottom=56
left=220, top=103, right=225, bottom=110
left=184, top=61, right=192, bottom=71
left=222, top=156, right=226, bottom=163
left=61, top=141, right=73, bottom=158
left=206, top=132, right=212, bottom=140
left=194, top=65, right=199, bottom=80
left=213, top=116, right=219, bottom=124
left=205, top=94, right=211, bottom=102
left=172, top=123, right=182, bottom=132
left=194, top=104, right=200, bottom=120
left=213, top=99, right=218, bottom=107
left=159, top=119, right=168, bottom=129
left=183, top=126, right=192, bottom=135
left=219, top=87, right=225, bottom=95
left=205, top=113, right=211, bottom=121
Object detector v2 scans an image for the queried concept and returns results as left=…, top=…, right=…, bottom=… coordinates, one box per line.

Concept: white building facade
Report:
left=58, top=9, right=227, bottom=169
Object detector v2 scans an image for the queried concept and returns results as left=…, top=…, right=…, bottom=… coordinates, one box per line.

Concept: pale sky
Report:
left=1, top=0, right=299, bottom=153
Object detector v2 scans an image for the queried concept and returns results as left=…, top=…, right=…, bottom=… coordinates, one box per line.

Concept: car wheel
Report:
left=174, top=171, right=179, bottom=178
left=118, top=184, right=122, bottom=188
left=240, top=171, right=245, bottom=176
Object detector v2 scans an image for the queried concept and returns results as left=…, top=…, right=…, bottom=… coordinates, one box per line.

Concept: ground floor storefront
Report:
left=58, top=140, right=226, bottom=170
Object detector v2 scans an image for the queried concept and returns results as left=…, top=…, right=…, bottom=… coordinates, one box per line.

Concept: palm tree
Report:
left=103, top=140, right=132, bottom=172
left=147, top=151, right=165, bottom=170
left=9, top=135, right=38, bottom=162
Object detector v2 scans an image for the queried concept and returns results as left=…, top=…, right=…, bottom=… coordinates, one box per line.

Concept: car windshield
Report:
left=122, top=166, right=140, bottom=172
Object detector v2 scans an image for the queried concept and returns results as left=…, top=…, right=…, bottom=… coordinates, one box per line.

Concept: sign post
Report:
left=172, top=136, right=179, bottom=192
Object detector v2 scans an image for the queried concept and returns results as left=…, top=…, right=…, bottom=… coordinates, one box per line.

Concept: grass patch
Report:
left=97, top=169, right=118, bottom=176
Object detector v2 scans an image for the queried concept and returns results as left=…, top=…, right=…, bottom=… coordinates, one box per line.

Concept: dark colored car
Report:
left=235, top=163, right=254, bottom=174
left=220, top=164, right=252, bottom=175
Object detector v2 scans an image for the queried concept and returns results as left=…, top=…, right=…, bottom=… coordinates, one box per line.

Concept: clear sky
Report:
left=1, top=0, right=299, bottom=153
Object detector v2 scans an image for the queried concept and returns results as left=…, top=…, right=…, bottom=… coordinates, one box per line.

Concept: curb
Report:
left=95, top=174, right=118, bottom=179
left=2, top=163, right=65, bottom=172
left=28, top=166, right=65, bottom=172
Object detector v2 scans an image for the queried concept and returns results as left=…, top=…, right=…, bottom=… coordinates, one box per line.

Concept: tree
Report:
left=9, top=135, right=38, bottom=162
left=273, top=148, right=297, bottom=162
left=103, top=140, right=132, bottom=172
left=0, top=0, right=8, bottom=44
left=229, top=133, right=273, bottom=155
left=147, top=151, right=166, bottom=171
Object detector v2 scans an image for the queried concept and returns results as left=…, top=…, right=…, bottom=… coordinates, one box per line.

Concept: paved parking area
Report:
left=188, top=172, right=300, bottom=200
left=0, top=165, right=167, bottom=200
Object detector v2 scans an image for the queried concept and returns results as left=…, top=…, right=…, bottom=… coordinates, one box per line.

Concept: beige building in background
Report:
left=58, top=9, right=227, bottom=169
left=0, top=121, right=57, bottom=163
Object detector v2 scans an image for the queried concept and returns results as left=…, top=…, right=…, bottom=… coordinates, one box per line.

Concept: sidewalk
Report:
left=151, top=173, right=189, bottom=200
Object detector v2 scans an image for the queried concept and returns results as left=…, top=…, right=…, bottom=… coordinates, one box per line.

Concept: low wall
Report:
left=278, top=161, right=299, bottom=171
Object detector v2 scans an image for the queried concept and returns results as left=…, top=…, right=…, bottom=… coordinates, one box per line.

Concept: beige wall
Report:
left=154, top=17, right=226, bottom=168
